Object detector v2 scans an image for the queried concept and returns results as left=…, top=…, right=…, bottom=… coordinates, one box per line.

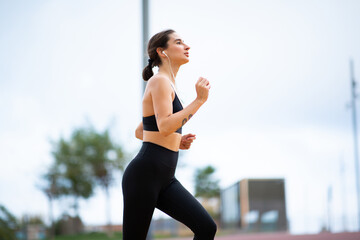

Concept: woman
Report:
left=122, top=29, right=217, bottom=240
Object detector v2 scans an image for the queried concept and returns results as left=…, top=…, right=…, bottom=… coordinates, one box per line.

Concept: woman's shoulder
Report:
left=147, top=73, right=172, bottom=90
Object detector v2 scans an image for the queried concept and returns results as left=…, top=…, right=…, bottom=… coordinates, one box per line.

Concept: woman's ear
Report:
left=156, top=48, right=165, bottom=57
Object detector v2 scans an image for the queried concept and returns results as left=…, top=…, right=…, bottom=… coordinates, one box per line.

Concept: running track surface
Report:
left=161, top=231, right=360, bottom=240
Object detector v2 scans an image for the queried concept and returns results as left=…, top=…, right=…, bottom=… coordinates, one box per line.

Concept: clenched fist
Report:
left=195, top=77, right=211, bottom=104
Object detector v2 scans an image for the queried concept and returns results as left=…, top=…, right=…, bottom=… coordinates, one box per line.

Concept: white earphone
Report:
left=161, top=51, right=176, bottom=85
left=161, top=51, right=184, bottom=105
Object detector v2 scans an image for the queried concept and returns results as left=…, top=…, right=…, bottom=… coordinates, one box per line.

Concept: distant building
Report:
left=84, top=224, right=122, bottom=233
left=16, top=224, right=46, bottom=240
left=149, top=217, right=193, bottom=237
left=197, top=197, right=220, bottom=219
left=27, top=224, right=46, bottom=240
left=57, top=215, right=84, bottom=235
left=220, top=178, right=288, bottom=232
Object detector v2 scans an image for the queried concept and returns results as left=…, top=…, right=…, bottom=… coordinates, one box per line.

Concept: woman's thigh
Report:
left=156, top=178, right=216, bottom=236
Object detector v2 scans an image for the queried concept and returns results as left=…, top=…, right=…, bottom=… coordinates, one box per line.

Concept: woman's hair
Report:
left=142, top=29, right=175, bottom=81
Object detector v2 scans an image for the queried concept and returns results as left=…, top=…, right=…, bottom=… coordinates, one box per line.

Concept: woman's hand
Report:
left=195, top=77, right=211, bottom=104
left=179, top=133, right=196, bottom=150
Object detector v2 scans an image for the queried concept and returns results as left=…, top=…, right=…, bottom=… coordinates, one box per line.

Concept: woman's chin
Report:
left=177, top=58, right=190, bottom=66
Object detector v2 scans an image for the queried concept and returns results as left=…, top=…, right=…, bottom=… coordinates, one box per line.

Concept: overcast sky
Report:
left=1, top=0, right=360, bottom=235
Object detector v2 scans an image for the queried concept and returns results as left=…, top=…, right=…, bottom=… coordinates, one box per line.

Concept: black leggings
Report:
left=122, top=142, right=217, bottom=240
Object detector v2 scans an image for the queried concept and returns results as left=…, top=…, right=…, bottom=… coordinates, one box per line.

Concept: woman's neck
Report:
left=158, top=61, right=180, bottom=86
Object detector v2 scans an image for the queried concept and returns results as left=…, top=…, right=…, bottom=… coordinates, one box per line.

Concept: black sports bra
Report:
left=143, top=89, right=183, bottom=134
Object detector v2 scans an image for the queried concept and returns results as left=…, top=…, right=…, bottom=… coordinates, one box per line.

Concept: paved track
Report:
left=161, top=231, right=360, bottom=240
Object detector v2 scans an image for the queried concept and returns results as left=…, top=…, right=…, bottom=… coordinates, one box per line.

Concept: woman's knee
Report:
left=195, top=219, right=217, bottom=239
left=207, top=219, right=217, bottom=237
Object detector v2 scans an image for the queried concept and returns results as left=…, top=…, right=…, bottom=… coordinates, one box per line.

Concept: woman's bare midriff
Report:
left=143, top=130, right=182, bottom=152
left=141, top=76, right=182, bottom=152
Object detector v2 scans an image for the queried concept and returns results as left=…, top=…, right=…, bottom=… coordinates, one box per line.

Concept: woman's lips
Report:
left=185, top=53, right=189, bottom=57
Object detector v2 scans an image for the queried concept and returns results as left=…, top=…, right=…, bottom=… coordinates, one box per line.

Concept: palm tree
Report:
left=71, top=127, right=127, bottom=235
left=39, top=164, right=62, bottom=240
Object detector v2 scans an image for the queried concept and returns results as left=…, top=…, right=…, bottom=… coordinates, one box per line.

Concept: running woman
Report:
left=122, top=29, right=217, bottom=240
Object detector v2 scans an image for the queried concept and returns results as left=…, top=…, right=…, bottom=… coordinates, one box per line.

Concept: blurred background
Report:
left=1, top=0, right=360, bottom=239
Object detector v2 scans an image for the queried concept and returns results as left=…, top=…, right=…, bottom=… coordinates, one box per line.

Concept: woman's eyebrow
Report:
left=173, top=38, right=183, bottom=42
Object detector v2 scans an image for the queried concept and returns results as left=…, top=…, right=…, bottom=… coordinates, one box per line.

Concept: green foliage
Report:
left=27, top=215, right=44, bottom=225
left=71, top=127, right=126, bottom=190
left=49, top=125, right=127, bottom=196
left=41, top=123, right=128, bottom=224
left=40, top=163, right=65, bottom=200
left=51, top=136, right=94, bottom=200
left=194, top=165, right=220, bottom=198
left=0, top=205, right=18, bottom=240
left=48, top=231, right=122, bottom=240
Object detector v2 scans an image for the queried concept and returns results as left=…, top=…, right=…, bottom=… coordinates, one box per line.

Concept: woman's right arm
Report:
left=152, top=76, right=210, bottom=137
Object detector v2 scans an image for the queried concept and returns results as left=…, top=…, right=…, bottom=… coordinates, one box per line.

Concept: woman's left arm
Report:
left=179, top=133, right=196, bottom=150
left=135, top=122, right=143, bottom=140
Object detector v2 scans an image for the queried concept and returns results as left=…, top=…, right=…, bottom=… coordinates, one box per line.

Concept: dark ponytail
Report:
left=142, top=63, right=154, bottom=81
left=142, top=29, right=175, bottom=81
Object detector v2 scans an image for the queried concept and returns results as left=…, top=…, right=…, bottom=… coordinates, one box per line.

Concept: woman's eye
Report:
left=177, top=41, right=181, bottom=44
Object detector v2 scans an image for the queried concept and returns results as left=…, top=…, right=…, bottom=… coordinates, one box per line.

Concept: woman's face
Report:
left=164, top=32, right=191, bottom=65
